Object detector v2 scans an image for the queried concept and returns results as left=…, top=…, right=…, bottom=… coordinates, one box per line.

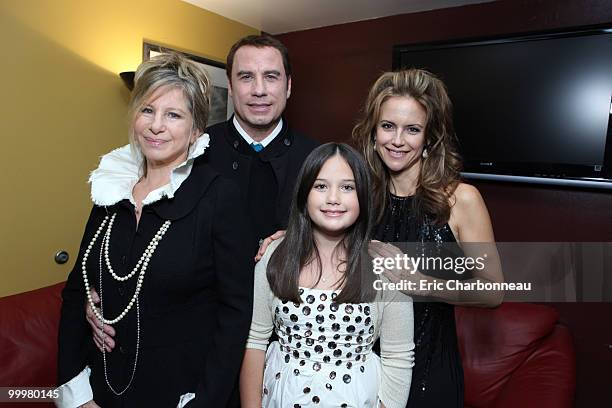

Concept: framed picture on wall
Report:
left=143, top=42, right=233, bottom=126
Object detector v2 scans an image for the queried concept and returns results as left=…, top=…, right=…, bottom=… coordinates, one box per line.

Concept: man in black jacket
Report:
left=85, top=35, right=318, bottom=406
left=202, top=36, right=319, bottom=407
left=203, top=35, right=319, bottom=248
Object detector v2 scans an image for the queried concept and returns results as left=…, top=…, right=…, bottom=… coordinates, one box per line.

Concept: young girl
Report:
left=240, top=143, right=414, bottom=408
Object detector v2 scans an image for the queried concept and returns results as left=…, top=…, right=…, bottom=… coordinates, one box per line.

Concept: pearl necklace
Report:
left=82, top=212, right=171, bottom=395
left=82, top=213, right=171, bottom=324
left=98, top=231, right=140, bottom=396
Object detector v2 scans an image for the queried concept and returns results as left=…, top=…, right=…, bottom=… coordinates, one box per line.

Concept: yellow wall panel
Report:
left=0, top=0, right=258, bottom=297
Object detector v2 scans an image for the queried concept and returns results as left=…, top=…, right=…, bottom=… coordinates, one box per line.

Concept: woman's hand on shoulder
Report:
left=368, top=240, right=430, bottom=297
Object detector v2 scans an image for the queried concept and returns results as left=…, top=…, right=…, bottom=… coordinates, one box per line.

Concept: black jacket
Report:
left=203, top=118, right=320, bottom=246
left=58, top=160, right=254, bottom=407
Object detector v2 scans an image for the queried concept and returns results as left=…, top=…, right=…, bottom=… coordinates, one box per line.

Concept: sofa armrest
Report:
left=457, top=303, right=576, bottom=408
left=492, top=324, right=575, bottom=408
left=0, top=282, right=65, bottom=387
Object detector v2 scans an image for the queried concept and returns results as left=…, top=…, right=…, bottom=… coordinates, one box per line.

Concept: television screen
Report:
left=393, top=26, right=612, bottom=189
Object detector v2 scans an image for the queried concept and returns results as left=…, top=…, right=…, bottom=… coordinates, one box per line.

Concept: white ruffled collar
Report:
left=89, top=134, right=210, bottom=206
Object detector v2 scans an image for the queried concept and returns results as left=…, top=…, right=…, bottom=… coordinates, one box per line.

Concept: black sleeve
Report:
left=57, top=206, right=101, bottom=385
left=187, top=179, right=255, bottom=407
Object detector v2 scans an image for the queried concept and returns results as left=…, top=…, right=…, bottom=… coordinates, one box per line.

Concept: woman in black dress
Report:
left=56, top=53, right=253, bottom=408
left=352, top=69, right=503, bottom=407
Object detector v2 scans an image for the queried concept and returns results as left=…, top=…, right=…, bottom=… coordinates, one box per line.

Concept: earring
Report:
left=422, top=148, right=428, bottom=159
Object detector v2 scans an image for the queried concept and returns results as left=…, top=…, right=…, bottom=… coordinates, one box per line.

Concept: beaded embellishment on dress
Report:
left=262, top=287, right=381, bottom=407
left=373, top=194, right=464, bottom=405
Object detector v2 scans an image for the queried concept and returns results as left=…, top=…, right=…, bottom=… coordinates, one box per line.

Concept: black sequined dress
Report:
left=374, top=194, right=464, bottom=408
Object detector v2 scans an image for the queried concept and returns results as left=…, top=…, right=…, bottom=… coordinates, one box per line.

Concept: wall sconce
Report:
left=119, top=71, right=135, bottom=90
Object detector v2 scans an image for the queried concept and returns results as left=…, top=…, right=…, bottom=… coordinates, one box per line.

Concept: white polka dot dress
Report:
left=262, top=287, right=382, bottom=407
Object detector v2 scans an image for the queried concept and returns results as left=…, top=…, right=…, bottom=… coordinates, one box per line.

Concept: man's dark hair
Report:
left=226, top=35, right=292, bottom=80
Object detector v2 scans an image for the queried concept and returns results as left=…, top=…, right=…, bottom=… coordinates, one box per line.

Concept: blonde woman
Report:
left=56, top=53, right=253, bottom=408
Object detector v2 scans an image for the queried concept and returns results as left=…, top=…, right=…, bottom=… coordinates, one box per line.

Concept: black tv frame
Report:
left=393, top=25, right=612, bottom=190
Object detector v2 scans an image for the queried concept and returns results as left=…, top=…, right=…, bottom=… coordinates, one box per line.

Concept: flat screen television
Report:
left=393, top=25, right=612, bottom=189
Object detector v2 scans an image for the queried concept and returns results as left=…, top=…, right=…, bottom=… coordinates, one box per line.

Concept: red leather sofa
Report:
left=0, top=283, right=575, bottom=407
left=0, top=282, right=63, bottom=408
left=456, top=302, right=575, bottom=408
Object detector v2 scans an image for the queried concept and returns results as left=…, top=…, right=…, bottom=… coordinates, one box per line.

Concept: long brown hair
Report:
left=352, top=69, right=462, bottom=225
left=267, top=143, right=375, bottom=304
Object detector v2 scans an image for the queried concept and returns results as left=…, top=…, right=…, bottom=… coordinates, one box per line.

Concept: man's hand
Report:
left=80, top=400, right=101, bottom=408
left=254, top=230, right=286, bottom=262
left=85, top=289, right=116, bottom=352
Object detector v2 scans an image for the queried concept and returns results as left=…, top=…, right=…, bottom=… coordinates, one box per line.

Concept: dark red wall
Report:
left=277, top=0, right=612, bottom=239
left=276, top=0, right=612, bottom=406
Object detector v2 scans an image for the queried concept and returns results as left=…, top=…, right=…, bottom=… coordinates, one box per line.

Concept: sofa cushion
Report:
left=493, top=324, right=575, bottom=408
left=455, top=302, right=559, bottom=408
left=0, top=282, right=64, bottom=387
